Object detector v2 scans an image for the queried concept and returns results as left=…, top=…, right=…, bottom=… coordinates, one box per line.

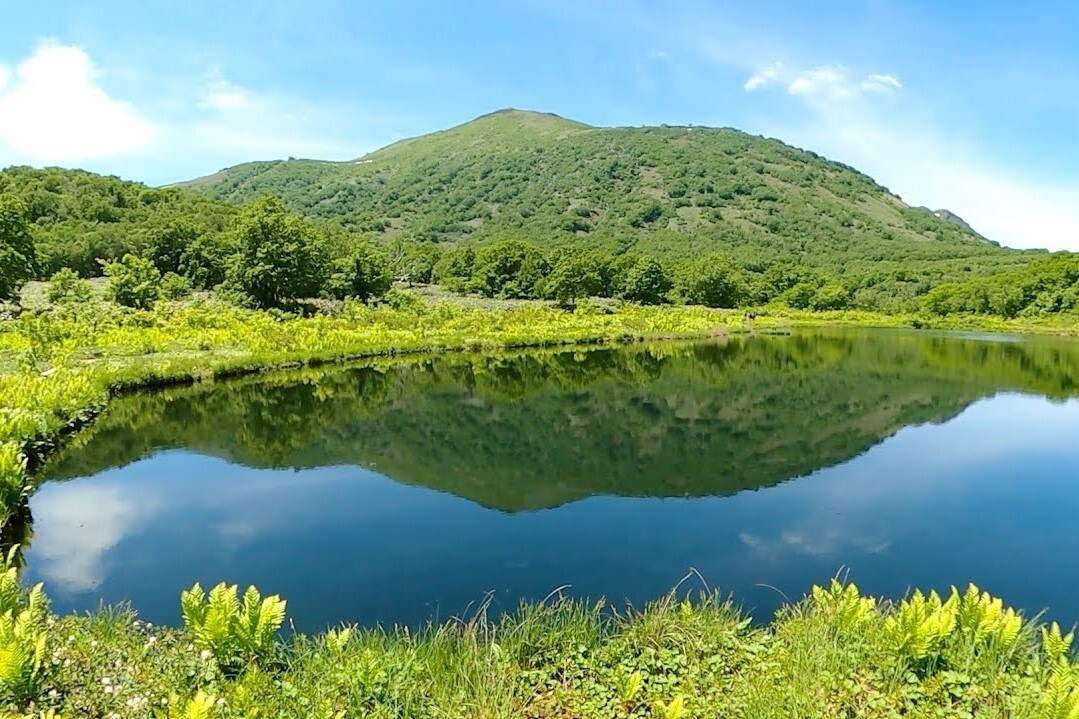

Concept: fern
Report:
left=157, top=690, right=217, bottom=719
left=0, top=547, right=50, bottom=704
left=883, top=589, right=958, bottom=673
left=1041, top=658, right=1079, bottom=719
left=1044, top=623, right=1076, bottom=664
left=955, top=584, right=1023, bottom=650
left=810, top=579, right=877, bottom=632
left=0, top=603, right=49, bottom=702
left=180, top=582, right=286, bottom=673
left=324, top=626, right=354, bottom=654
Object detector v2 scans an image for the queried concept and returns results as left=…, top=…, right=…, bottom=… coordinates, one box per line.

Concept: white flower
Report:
left=101, top=677, right=111, bottom=685
left=200, top=649, right=212, bottom=661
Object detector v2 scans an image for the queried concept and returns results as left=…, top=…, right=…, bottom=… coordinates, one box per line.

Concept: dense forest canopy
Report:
left=0, top=109, right=1075, bottom=318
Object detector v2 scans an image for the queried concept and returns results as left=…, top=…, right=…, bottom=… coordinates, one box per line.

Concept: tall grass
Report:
left=6, top=580, right=1070, bottom=718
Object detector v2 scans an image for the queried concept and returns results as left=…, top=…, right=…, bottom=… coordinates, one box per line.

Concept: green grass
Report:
left=7, top=579, right=1074, bottom=718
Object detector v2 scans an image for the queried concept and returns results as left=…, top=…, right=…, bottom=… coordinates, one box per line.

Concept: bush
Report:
left=46, top=268, right=93, bottom=305
left=469, top=240, right=549, bottom=299
left=544, top=251, right=606, bottom=305
left=675, top=256, right=744, bottom=308
left=102, top=254, right=161, bottom=309
left=160, top=272, right=194, bottom=300
left=328, top=245, right=393, bottom=301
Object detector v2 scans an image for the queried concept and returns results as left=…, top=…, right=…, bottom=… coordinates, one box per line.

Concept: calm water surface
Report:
left=23, top=329, right=1079, bottom=631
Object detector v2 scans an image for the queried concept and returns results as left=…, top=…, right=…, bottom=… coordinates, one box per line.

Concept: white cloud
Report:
left=0, top=42, right=157, bottom=163
left=787, top=66, right=852, bottom=99
left=199, top=75, right=251, bottom=111
left=744, top=62, right=783, bottom=91
left=744, top=64, right=903, bottom=102
left=862, top=74, right=903, bottom=92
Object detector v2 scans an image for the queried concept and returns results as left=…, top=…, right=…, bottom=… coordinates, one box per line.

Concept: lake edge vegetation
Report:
left=3, top=562, right=1079, bottom=717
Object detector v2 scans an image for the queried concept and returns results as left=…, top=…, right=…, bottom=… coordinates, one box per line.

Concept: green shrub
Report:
left=226, top=195, right=329, bottom=308
left=46, top=269, right=93, bottom=305
left=102, top=254, right=161, bottom=309
left=161, top=272, right=194, bottom=300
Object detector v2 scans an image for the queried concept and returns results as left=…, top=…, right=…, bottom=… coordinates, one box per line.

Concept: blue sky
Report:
left=1, top=1, right=1077, bottom=250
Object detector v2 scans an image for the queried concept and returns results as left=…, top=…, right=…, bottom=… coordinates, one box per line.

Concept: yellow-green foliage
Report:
left=180, top=582, right=286, bottom=672
left=956, top=583, right=1023, bottom=649
left=161, top=690, right=217, bottom=719
left=810, top=579, right=877, bottom=632
left=884, top=589, right=959, bottom=668
left=0, top=550, right=49, bottom=704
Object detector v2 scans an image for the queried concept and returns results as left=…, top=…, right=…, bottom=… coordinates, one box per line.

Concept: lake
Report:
left=23, top=329, right=1079, bottom=632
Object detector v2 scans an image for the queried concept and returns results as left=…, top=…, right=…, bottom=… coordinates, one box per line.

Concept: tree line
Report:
left=3, top=184, right=1078, bottom=319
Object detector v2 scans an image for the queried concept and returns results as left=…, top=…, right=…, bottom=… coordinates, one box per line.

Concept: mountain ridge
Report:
left=178, top=108, right=1013, bottom=284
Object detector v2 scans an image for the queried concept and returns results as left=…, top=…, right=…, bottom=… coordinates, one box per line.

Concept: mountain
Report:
left=181, top=109, right=1020, bottom=272
left=929, top=208, right=989, bottom=241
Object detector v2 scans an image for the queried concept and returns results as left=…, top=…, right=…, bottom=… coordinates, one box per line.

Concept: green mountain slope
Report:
left=181, top=108, right=1020, bottom=273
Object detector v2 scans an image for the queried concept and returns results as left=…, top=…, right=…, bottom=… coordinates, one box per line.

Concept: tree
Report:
left=146, top=221, right=200, bottom=275
left=675, top=256, right=744, bottom=308
left=328, top=245, right=393, bottom=301
left=102, top=254, right=161, bottom=309
left=179, top=233, right=230, bottom=289
left=544, top=251, right=605, bottom=305
left=227, top=195, right=329, bottom=308
left=611, top=255, right=671, bottom=305
left=810, top=281, right=853, bottom=311
left=0, top=193, right=36, bottom=303
left=469, top=240, right=549, bottom=298
left=433, top=247, right=475, bottom=292
left=46, top=268, right=93, bottom=305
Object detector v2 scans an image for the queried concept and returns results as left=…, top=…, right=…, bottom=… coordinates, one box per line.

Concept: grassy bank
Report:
left=2, top=570, right=1076, bottom=718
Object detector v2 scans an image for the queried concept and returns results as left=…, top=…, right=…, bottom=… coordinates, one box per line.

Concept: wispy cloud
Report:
left=0, top=41, right=157, bottom=163
left=862, top=74, right=903, bottom=92
left=744, top=62, right=783, bottom=91
left=744, top=64, right=903, bottom=101
left=198, top=72, right=252, bottom=111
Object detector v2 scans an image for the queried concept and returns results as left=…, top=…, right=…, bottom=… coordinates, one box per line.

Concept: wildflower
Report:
left=101, top=677, right=111, bottom=686
left=200, top=649, right=212, bottom=661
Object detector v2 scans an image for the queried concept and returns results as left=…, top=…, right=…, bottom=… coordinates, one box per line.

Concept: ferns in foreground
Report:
left=180, top=582, right=287, bottom=673
left=0, top=548, right=49, bottom=703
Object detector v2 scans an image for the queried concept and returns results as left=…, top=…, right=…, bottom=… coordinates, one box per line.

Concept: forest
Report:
left=1, top=158, right=1076, bottom=320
